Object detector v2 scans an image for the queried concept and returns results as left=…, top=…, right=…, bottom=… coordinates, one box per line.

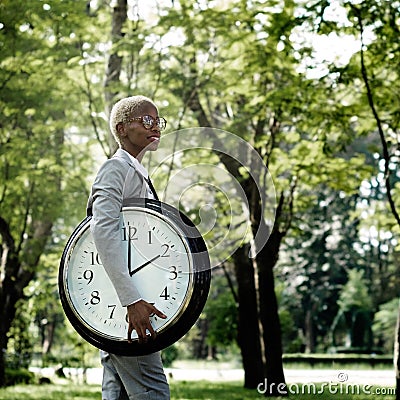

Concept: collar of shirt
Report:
left=121, top=149, right=149, bottom=180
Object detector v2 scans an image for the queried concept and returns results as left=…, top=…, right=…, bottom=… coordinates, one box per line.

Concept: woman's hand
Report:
left=127, top=300, right=167, bottom=344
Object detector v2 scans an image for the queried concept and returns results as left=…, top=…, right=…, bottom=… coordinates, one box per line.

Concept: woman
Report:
left=87, top=95, right=170, bottom=400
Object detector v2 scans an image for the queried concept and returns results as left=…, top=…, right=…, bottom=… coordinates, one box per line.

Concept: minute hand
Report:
left=129, top=254, right=161, bottom=276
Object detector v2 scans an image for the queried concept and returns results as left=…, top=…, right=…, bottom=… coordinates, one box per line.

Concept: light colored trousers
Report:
left=101, top=351, right=170, bottom=400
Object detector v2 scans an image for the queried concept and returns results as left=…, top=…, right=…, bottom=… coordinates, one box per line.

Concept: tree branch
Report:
left=80, top=41, right=109, bottom=158
left=0, top=216, right=15, bottom=254
left=352, top=5, right=400, bottom=227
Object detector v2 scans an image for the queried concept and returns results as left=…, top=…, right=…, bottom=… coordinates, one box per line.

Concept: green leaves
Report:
left=338, top=269, right=373, bottom=312
left=0, top=0, right=398, bottom=366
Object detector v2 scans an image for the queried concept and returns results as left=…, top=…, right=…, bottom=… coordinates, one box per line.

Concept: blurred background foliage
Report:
left=0, top=0, right=399, bottom=390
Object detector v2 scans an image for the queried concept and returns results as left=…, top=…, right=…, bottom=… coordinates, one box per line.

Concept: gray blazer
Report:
left=87, top=149, right=155, bottom=307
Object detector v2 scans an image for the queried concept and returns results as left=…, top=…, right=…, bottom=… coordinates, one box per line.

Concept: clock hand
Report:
left=127, top=237, right=134, bottom=276
left=129, top=254, right=161, bottom=276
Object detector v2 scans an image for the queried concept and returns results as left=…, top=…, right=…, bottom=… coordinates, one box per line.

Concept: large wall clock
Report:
left=58, top=198, right=211, bottom=356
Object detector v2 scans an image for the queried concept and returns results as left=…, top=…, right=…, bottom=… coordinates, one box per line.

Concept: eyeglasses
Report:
left=126, top=115, right=167, bottom=131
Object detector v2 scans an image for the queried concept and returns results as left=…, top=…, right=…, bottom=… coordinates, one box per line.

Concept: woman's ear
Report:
left=116, top=122, right=126, bottom=138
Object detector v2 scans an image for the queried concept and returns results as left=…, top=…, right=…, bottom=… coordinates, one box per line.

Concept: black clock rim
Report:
left=58, top=198, right=211, bottom=356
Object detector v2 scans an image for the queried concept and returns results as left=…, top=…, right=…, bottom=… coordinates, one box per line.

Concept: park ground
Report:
left=31, top=360, right=395, bottom=389
left=0, top=361, right=396, bottom=400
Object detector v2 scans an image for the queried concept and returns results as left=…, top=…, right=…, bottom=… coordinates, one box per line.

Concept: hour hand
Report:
left=129, top=254, right=161, bottom=277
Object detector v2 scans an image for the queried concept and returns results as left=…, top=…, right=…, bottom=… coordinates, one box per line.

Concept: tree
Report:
left=150, top=0, right=371, bottom=394
left=332, top=269, right=373, bottom=350
left=350, top=4, right=400, bottom=391
left=1, top=1, right=398, bottom=395
left=304, top=0, right=399, bottom=393
left=278, top=188, right=359, bottom=352
left=0, top=0, right=97, bottom=385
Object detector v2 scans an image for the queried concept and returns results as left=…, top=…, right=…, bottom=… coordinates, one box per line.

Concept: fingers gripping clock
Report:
left=58, top=199, right=211, bottom=356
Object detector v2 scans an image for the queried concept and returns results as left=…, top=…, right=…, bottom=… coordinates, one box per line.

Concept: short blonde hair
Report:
left=109, top=95, right=157, bottom=145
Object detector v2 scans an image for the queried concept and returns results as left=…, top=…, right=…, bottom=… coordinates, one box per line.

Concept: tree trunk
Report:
left=183, top=85, right=287, bottom=394
left=0, top=218, right=53, bottom=386
left=0, top=217, right=26, bottom=386
left=0, top=257, right=35, bottom=385
left=42, top=320, right=56, bottom=355
left=0, top=323, right=8, bottom=386
left=304, top=306, right=315, bottom=353
left=0, top=122, right=62, bottom=386
left=0, top=281, right=19, bottom=386
left=248, top=159, right=287, bottom=396
left=395, top=304, right=400, bottom=400
left=233, top=244, right=264, bottom=389
left=104, top=0, right=127, bottom=156
left=256, top=232, right=287, bottom=396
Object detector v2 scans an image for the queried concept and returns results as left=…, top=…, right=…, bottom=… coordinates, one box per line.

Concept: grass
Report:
left=0, top=383, right=99, bottom=400
left=0, top=381, right=396, bottom=400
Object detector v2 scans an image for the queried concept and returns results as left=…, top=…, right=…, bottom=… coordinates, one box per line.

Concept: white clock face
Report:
left=63, top=207, right=193, bottom=341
